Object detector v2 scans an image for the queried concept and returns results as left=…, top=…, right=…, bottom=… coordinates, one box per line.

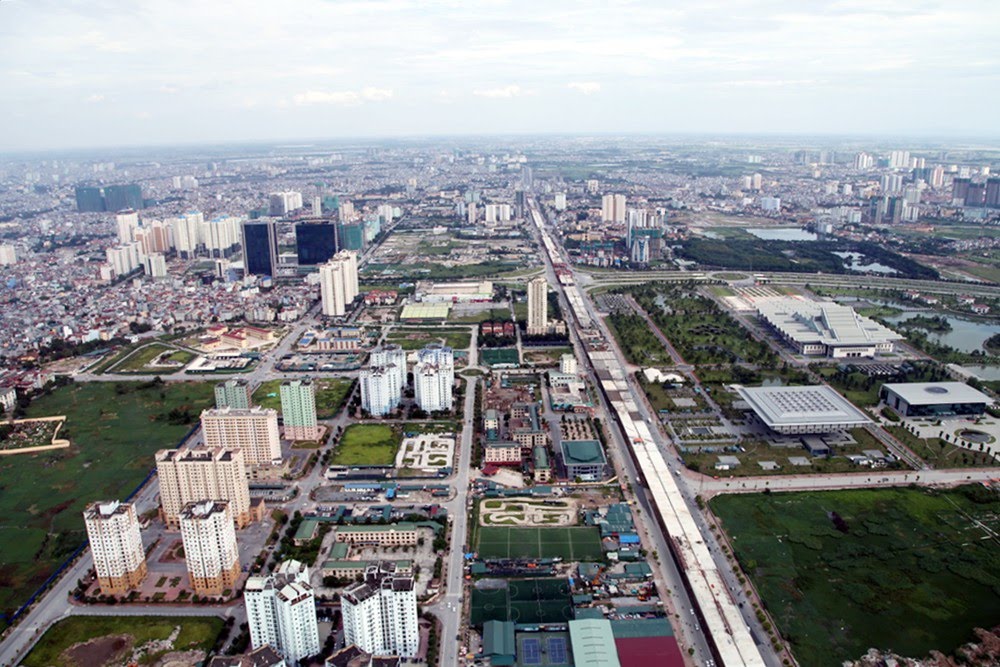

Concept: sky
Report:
left=1, top=0, right=998, bottom=151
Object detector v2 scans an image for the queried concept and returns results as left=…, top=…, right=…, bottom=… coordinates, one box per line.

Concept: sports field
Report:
left=332, top=424, right=400, bottom=465
left=470, top=578, right=574, bottom=626
left=711, top=486, right=1000, bottom=666
left=477, top=526, right=603, bottom=560
left=0, top=381, right=213, bottom=622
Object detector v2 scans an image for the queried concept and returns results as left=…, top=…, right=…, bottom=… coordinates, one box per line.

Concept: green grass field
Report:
left=252, top=378, right=354, bottom=419
left=477, top=527, right=604, bottom=560
left=108, top=342, right=195, bottom=373
left=480, top=348, right=519, bottom=367
left=22, top=615, right=224, bottom=667
left=0, top=381, right=214, bottom=621
left=711, top=487, right=1000, bottom=665
left=332, top=424, right=400, bottom=465
left=386, top=328, right=472, bottom=351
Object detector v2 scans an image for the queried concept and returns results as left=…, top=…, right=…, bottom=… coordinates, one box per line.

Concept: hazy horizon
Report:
left=2, top=0, right=998, bottom=153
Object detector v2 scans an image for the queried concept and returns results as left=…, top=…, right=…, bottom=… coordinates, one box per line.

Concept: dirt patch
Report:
left=160, top=650, right=209, bottom=667
left=62, top=634, right=133, bottom=667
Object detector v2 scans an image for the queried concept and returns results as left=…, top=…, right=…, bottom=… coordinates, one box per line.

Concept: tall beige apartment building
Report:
left=200, top=407, right=281, bottom=466
left=83, top=500, right=147, bottom=596
left=156, top=447, right=252, bottom=529
left=179, top=500, right=241, bottom=597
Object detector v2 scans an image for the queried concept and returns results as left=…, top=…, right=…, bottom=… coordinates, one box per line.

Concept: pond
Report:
left=960, top=365, right=1000, bottom=381
left=747, top=228, right=818, bottom=241
left=886, top=313, right=1000, bottom=353
left=833, top=251, right=899, bottom=275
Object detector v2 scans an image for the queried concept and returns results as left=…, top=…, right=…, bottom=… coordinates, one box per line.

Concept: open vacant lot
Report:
left=333, top=423, right=400, bottom=466
left=0, top=381, right=213, bottom=621
left=711, top=487, right=1000, bottom=666
left=22, top=615, right=223, bottom=667
left=253, top=377, right=354, bottom=419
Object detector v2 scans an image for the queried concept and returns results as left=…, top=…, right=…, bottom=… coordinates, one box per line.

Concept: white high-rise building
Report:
left=116, top=210, right=139, bottom=244
left=560, top=353, right=578, bottom=375
left=200, top=407, right=282, bottom=466
left=889, top=150, right=911, bottom=169
left=338, top=200, right=355, bottom=221
left=155, top=446, right=253, bottom=529
left=586, top=179, right=599, bottom=194
left=269, top=192, right=303, bottom=217
left=179, top=500, right=240, bottom=597
left=245, top=560, right=320, bottom=667
left=201, top=215, right=242, bottom=258
left=601, top=194, right=626, bottom=223
left=170, top=212, right=202, bottom=258
left=413, top=344, right=454, bottom=413
left=341, top=563, right=419, bottom=658
left=0, top=244, right=17, bottom=265
left=360, top=366, right=403, bottom=417
left=144, top=253, right=167, bottom=278
left=751, top=173, right=763, bottom=190
left=319, top=251, right=359, bottom=317
left=313, top=197, right=323, bottom=217
left=83, top=500, right=147, bottom=596
left=466, top=202, right=477, bottom=225
left=368, top=344, right=407, bottom=393
left=484, top=203, right=512, bottom=223
left=853, top=152, right=875, bottom=170
left=527, top=275, right=549, bottom=335
left=553, top=192, right=567, bottom=211
left=105, top=241, right=145, bottom=278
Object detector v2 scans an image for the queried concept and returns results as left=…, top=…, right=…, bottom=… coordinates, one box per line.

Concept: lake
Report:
left=886, top=313, right=1000, bottom=353
left=747, top=228, right=817, bottom=241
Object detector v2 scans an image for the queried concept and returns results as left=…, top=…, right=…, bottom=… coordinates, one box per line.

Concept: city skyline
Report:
left=2, top=0, right=999, bottom=152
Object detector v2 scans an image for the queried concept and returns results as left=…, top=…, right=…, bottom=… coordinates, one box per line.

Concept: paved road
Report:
left=527, top=203, right=726, bottom=666
left=426, top=371, right=477, bottom=667
left=696, top=465, right=1000, bottom=496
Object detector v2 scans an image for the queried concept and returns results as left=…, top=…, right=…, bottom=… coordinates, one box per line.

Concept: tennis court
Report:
left=477, top=526, right=604, bottom=560
left=516, top=633, right=572, bottom=667
left=471, top=579, right=574, bottom=626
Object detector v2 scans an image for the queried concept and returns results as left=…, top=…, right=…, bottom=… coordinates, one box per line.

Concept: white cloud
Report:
left=293, top=87, right=394, bottom=106
left=567, top=81, right=601, bottom=94
left=85, top=93, right=105, bottom=103
left=361, top=87, right=393, bottom=101
left=474, top=84, right=525, bottom=98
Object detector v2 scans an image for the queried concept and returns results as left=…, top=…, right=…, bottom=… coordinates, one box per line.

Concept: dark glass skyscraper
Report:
left=295, top=221, right=339, bottom=265
left=75, top=186, right=106, bottom=212
left=241, top=220, right=278, bottom=277
left=103, top=184, right=143, bottom=212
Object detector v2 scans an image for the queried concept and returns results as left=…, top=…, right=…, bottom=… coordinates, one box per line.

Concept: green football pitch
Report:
left=476, top=526, right=604, bottom=560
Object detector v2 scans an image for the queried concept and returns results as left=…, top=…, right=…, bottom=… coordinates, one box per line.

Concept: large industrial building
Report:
left=736, top=385, right=872, bottom=434
left=415, top=280, right=493, bottom=303
left=880, top=382, right=993, bottom=417
left=756, top=298, right=902, bottom=358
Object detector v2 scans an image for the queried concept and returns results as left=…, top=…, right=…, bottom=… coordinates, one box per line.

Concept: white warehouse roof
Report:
left=881, top=382, right=993, bottom=406
left=757, top=298, right=902, bottom=348
left=736, top=384, right=872, bottom=432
